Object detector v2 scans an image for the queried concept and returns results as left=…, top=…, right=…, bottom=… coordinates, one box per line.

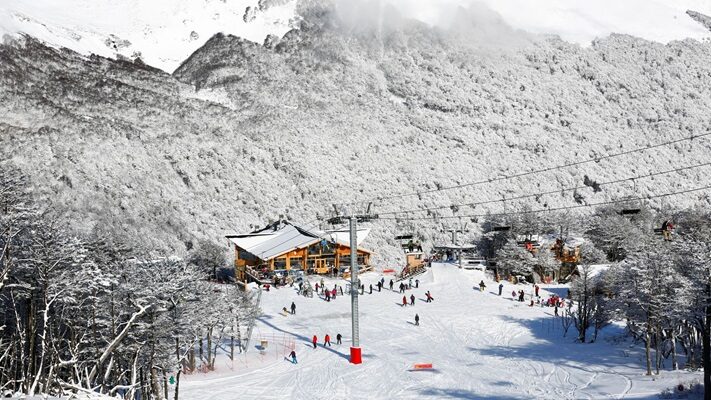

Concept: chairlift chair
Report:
left=620, top=208, right=641, bottom=215
left=620, top=178, right=642, bottom=216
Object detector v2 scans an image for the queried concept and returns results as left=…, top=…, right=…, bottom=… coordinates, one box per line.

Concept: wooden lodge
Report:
left=226, top=222, right=372, bottom=286
left=517, top=234, right=581, bottom=264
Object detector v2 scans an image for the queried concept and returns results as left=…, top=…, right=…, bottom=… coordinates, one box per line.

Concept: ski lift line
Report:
left=375, top=161, right=711, bottom=217
left=377, top=184, right=711, bottom=221
left=335, top=132, right=711, bottom=206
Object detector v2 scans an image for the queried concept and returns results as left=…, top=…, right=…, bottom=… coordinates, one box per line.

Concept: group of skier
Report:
left=289, top=333, right=343, bottom=364
left=286, top=273, right=434, bottom=366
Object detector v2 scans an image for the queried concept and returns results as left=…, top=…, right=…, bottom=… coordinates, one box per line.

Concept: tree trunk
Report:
left=188, top=346, right=195, bottom=372
left=139, top=366, right=146, bottom=400
left=198, top=337, right=203, bottom=364
left=671, top=331, right=678, bottom=371
left=703, top=299, right=711, bottom=400
left=645, top=331, right=652, bottom=376
left=174, top=370, right=181, bottom=400
left=655, top=328, right=661, bottom=374
left=163, top=370, right=169, bottom=400
left=206, top=328, right=212, bottom=369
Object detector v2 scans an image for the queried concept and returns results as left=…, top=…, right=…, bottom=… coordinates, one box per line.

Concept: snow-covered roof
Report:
left=226, top=223, right=371, bottom=261
left=433, top=244, right=478, bottom=251
left=325, top=229, right=370, bottom=248
left=539, top=234, right=586, bottom=249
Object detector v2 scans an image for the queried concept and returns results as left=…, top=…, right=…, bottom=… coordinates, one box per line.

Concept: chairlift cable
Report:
left=375, top=161, right=711, bottom=217
left=377, top=184, right=711, bottom=221
left=336, top=131, right=711, bottom=206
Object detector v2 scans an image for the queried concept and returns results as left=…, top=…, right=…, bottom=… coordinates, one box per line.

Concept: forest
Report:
left=0, top=164, right=259, bottom=399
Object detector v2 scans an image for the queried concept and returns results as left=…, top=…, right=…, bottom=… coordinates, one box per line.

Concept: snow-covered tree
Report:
left=495, top=238, right=535, bottom=280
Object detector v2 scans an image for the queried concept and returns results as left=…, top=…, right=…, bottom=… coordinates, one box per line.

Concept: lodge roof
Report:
left=226, top=222, right=371, bottom=261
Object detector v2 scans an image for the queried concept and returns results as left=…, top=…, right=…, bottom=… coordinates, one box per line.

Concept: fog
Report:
left=332, top=0, right=711, bottom=45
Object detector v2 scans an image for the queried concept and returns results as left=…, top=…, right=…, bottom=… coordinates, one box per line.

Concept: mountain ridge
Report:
left=1, top=6, right=711, bottom=264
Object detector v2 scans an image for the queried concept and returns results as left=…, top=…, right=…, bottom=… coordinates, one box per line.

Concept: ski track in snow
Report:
left=180, top=263, right=699, bottom=399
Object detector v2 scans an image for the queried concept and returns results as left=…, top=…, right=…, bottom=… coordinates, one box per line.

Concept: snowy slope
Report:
left=180, top=264, right=700, bottom=399
left=1, top=0, right=710, bottom=73
left=0, top=0, right=298, bottom=72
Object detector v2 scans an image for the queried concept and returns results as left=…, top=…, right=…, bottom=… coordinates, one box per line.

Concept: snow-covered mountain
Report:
left=0, top=0, right=299, bottom=72
left=1, top=2, right=711, bottom=264
left=1, top=0, right=710, bottom=73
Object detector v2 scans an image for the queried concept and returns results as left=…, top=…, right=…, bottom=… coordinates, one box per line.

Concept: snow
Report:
left=0, top=0, right=298, bottom=73
left=2, top=0, right=710, bottom=74
left=587, top=264, right=611, bottom=279
left=180, top=263, right=700, bottom=399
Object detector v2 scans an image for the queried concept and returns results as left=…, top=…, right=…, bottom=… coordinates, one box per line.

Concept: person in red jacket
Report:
left=312, top=335, right=317, bottom=349
left=324, top=334, right=331, bottom=347
left=402, top=296, right=407, bottom=306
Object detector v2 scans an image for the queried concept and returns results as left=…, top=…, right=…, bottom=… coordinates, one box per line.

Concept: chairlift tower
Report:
left=443, top=222, right=468, bottom=269
left=329, top=203, right=377, bottom=365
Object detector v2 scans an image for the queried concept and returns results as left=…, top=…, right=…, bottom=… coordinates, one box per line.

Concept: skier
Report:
left=332, top=288, right=337, bottom=299
left=324, top=334, right=331, bottom=347
left=290, top=302, right=296, bottom=315
left=554, top=303, right=559, bottom=316
left=315, top=282, right=319, bottom=293
left=377, top=281, right=382, bottom=292
left=369, top=284, right=373, bottom=294
left=479, top=280, right=486, bottom=292
left=399, top=282, right=405, bottom=293
left=325, top=290, right=331, bottom=302
left=415, top=279, right=419, bottom=288
left=409, top=278, right=413, bottom=289
left=534, top=285, right=540, bottom=297
left=425, top=291, right=433, bottom=303
left=415, top=313, right=420, bottom=326
left=389, top=279, right=394, bottom=291
left=380, top=277, right=385, bottom=286
left=402, top=296, right=407, bottom=307
left=410, top=294, right=415, bottom=306
left=289, top=350, right=297, bottom=364
left=518, top=290, right=525, bottom=302
left=336, top=333, right=342, bottom=345
left=312, top=335, right=317, bottom=349
left=511, top=290, right=517, bottom=299
left=498, top=283, right=504, bottom=296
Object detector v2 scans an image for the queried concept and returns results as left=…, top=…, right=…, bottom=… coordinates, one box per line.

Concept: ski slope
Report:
left=181, top=263, right=700, bottom=399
